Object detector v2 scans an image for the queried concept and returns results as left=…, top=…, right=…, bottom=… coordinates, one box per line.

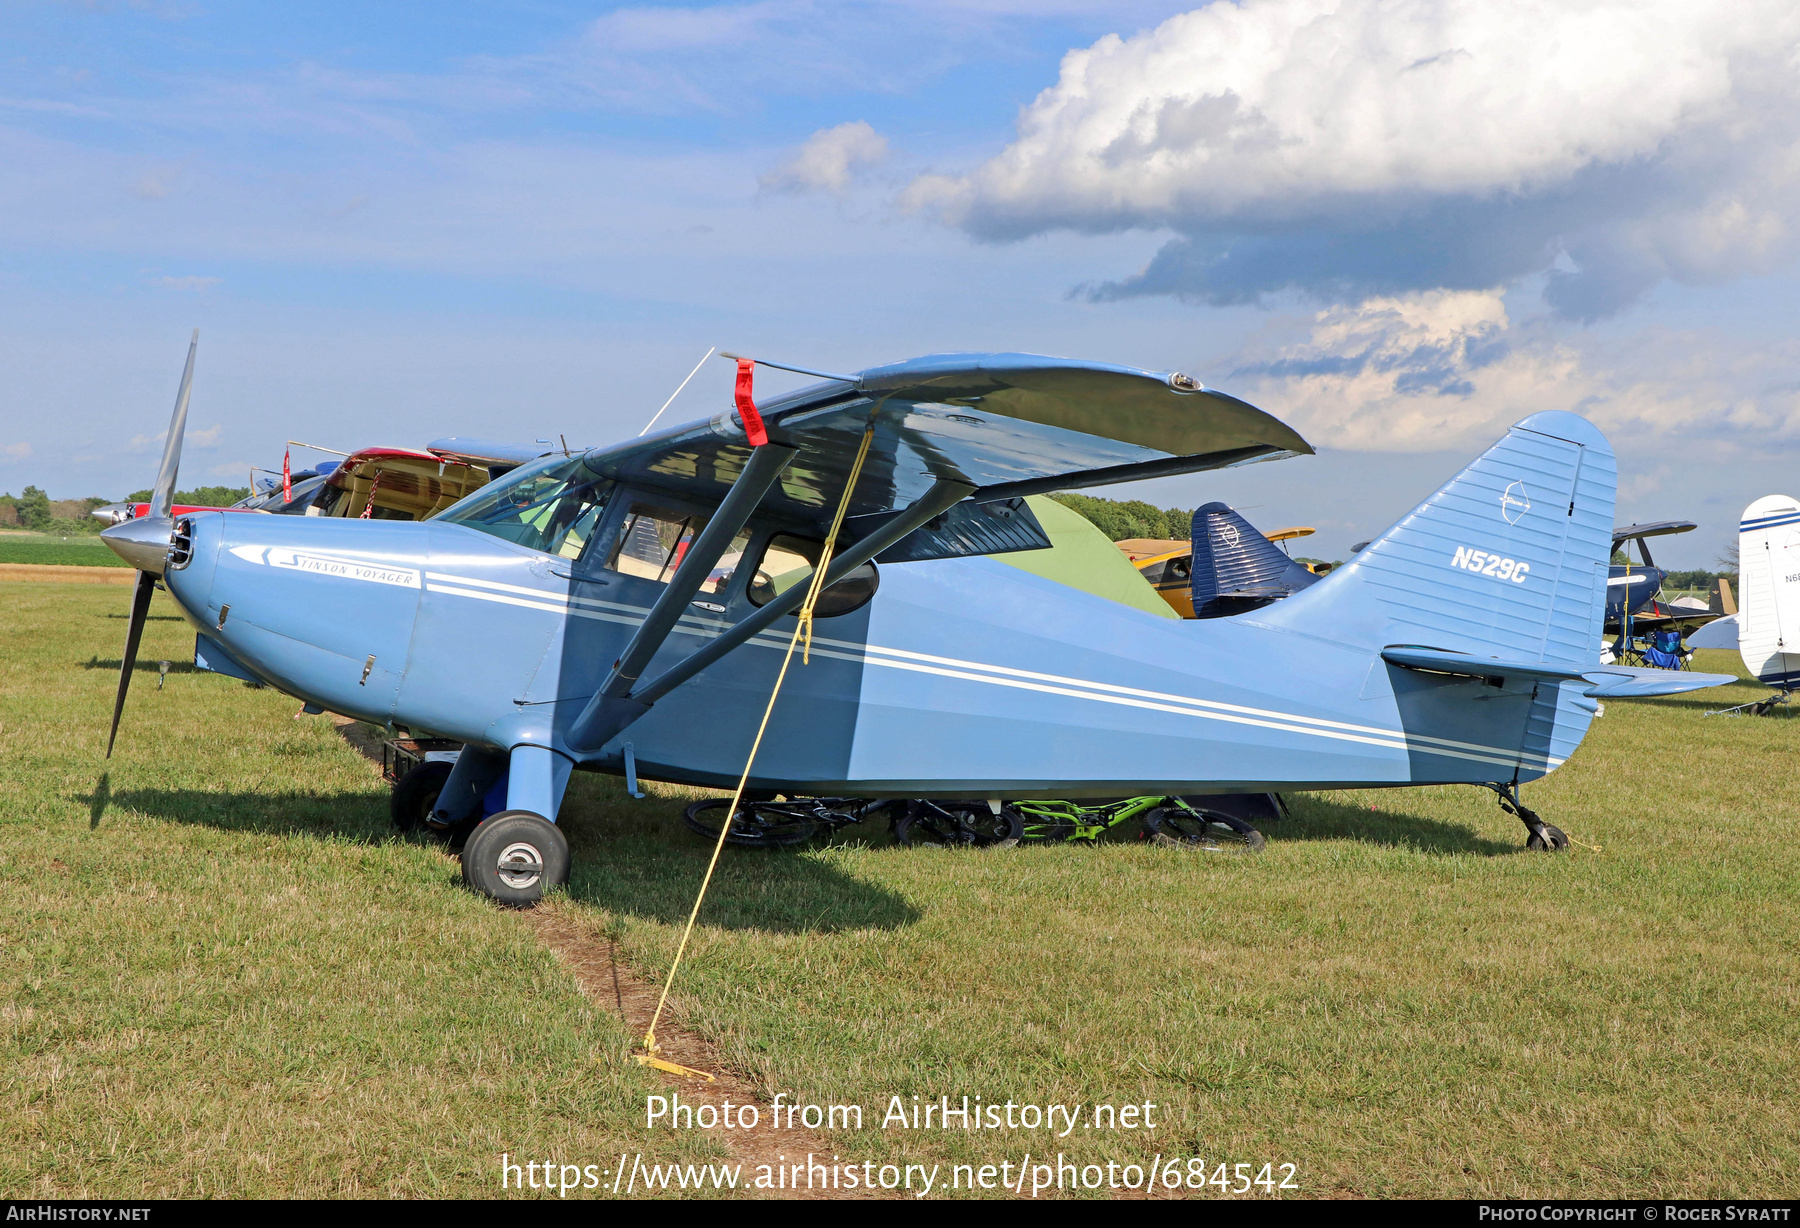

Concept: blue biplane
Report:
left=102, top=334, right=1732, bottom=901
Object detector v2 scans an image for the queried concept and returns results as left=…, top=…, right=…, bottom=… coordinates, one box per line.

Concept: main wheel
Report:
left=1142, top=805, right=1266, bottom=853
left=460, top=810, right=570, bottom=906
left=391, top=760, right=453, bottom=834
left=894, top=801, right=1022, bottom=849
left=682, top=798, right=817, bottom=847
left=1526, top=823, right=1569, bottom=851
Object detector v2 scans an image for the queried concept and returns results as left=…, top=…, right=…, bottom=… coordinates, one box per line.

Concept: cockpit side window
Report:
left=604, top=502, right=751, bottom=592
left=437, top=456, right=612, bottom=558
left=745, top=534, right=878, bottom=617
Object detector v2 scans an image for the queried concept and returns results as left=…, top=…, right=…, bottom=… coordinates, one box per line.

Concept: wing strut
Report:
left=566, top=476, right=975, bottom=753
left=632, top=477, right=975, bottom=706
left=566, top=443, right=797, bottom=749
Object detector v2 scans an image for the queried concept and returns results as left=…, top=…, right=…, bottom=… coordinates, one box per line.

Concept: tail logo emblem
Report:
left=1219, top=523, right=1241, bottom=547
left=1501, top=482, right=1530, bottom=525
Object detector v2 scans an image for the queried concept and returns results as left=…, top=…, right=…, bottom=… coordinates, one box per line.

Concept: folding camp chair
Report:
left=1642, top=628, right=1690, bottom=670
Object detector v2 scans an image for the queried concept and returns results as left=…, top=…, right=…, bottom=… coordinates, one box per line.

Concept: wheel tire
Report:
left=682, top=798, right=817, bottom=848
left=391, top=760, right=453, bottom=835
left=1142, top=806, right=1266, bottom=853
left=894, top=801, right=1022, bottom=849
left=460, top=810, right=569, bottom=906
left=1526, top=823, right=1569, bottom=852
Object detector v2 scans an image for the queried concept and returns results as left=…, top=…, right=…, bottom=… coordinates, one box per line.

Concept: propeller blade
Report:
left=105, top=570, right=157, bottom=759
left=147, top=329, right=198, bottom=521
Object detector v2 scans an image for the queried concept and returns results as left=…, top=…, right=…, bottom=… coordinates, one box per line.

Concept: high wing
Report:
left=553, top=352, right=1311, bottom=752
left=580, top=352, right=1311, bottom=545
left=1612, top=520, right=1696, bottom=544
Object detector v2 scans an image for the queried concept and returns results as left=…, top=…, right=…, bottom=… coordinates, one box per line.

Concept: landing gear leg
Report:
left=459, top=744, right=577, bottom=905
left=1485, top=782, right=1567, bottom=852
left=430, top=745, right=507, bottom=845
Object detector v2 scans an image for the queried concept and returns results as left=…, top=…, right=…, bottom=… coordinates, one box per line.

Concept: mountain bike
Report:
left=1008, top=795, right=1265, bottom=852
left=681, top=796, right=903, bottom=847
left=682, top=796, right=1022, bottom=849
left=890, top=799, right=1022, bottom=849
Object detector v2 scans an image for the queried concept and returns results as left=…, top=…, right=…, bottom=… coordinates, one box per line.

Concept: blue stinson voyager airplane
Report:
left=102, top=334, right=1730, bottom=902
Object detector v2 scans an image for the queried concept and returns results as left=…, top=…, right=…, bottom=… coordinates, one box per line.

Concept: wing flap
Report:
left=850, top=497, right=1052, bottom=564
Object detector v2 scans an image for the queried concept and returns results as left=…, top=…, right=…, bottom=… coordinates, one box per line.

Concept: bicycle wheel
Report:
left=1142, top=805, right=1266, bottom=853
left=682, top=798, right=818, bottom=847
left=894, top=801, right=1022, bottom=849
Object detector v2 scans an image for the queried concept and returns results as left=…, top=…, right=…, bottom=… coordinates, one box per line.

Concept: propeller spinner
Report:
left=100, top=329, right=198, bottom=757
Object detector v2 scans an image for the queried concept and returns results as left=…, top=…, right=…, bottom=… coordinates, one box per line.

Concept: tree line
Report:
left=1048, top=493, right=1193, bottom=542
left=0, top=485, right=250, bottom=534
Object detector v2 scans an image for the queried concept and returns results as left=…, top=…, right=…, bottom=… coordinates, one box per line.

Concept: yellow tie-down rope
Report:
left=634, top=423, right=877, bottom=1081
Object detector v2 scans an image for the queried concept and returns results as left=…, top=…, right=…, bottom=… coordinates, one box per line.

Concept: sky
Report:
left=3, top=0, right=1797, bottom=567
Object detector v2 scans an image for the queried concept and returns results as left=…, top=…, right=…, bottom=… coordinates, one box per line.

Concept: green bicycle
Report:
left=1007, top=795, right=1266, bottom=853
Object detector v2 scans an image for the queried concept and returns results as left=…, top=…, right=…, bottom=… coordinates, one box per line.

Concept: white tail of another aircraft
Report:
left=1738, top=495, right=1800, bottom=690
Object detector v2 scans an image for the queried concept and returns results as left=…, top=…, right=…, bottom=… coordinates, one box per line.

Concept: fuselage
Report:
left=161, top=498, right=1591, bottom=799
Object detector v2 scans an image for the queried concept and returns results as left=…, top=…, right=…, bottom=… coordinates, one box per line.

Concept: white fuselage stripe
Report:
left=423, top=573, right=1561, bottom=770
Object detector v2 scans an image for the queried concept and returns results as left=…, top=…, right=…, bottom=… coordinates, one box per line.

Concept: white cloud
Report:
left=911, top=0, right=1800, bottom=317
left=134, top=163, right=182, bottom=200
left=2, top=441, right=30, bottom=460
left=154, top=275, right=221, bottom=290
left=760, top=121, right=889, bottom=195
left=126, top=424, right=220, bottom=452
left=1228, top=290, right=1800, bottom=453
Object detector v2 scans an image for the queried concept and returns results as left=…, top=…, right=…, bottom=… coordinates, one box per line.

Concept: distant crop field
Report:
left=0, top=532, right=126, bottom=567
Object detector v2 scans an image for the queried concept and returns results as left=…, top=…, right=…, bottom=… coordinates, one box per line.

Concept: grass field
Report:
left=0, top=531, right=128, bottom=568
left=4, top=580, right=1797, bottom=1198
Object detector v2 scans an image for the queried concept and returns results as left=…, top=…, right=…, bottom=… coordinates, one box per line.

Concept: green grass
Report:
left=4, top=582, right=1797, bottom=1198
left=0, top=583, right=718, bottom=1197
left=0, top=531, right=127, bottom=567
left=564, top=649, right=1800, bottom=1198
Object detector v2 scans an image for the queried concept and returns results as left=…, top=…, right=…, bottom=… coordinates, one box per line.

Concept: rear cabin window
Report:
left=605, top=503, right=749, bottom=593
left=746, top=534, right=878, bottom=617
left=437, top=456, right=612, bottom=558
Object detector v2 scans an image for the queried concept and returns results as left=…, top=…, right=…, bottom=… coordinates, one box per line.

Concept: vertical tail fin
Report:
left=1253, top=411, right=1614, bottom=783
left=1737, top=494, right=1800, bottom=688
left=1259, top=410, right=1615, bottom=664
left=1188, top=501, right=1319, bottom=618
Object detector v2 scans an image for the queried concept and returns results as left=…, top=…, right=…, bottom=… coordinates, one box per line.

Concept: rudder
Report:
left=1263, top=410, right=1615, bottom=665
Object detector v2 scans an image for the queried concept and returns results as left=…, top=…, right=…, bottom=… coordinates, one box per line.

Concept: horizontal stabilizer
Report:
left=1580, top=666, right=1737, bottom=698
left=1381, top=645, right=1589, bottom=684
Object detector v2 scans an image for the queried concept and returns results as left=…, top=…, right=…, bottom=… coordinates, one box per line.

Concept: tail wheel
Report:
left=391, top=760, right=453, bottom=835
left=461, top=810, right=569, bottom=906
left=1142, top=806, right=1266, bottom=853
left=682, top=798, right=817, bottom=847
left=1526, top=823, right=1569, bottom=852
left=894, top=802, right=1022, bottom=849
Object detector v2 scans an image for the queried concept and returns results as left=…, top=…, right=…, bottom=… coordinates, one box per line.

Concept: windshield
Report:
left=436, top=455, right=612, bottom=559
